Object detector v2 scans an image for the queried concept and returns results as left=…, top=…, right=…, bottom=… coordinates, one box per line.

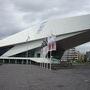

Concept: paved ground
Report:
left=0, top=64, right=90, bottom=90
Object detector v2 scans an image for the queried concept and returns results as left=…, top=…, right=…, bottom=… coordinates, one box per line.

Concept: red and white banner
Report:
left=41, top=34, right=56, bottom=57
left=47, top=34, right=56, bottom=51
left=42, top=46, right=48, bottom=57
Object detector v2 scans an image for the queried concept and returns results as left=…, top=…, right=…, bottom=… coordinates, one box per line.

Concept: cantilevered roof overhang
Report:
left=0, top=14, right=90, bottom=48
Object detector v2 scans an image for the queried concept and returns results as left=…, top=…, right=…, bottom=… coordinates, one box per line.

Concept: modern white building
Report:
left=0, top=14, right=90, bottom=64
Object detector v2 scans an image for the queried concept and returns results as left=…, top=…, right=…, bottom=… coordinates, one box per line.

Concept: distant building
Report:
left=86, top=52, right=90, bottom=61
left=61, top=48, right=79, bottom=61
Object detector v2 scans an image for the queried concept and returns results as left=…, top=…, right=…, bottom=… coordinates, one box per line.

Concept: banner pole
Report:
left=47, top=53, right=49, bottom=69
left=50, top=51, right=52, bottom=70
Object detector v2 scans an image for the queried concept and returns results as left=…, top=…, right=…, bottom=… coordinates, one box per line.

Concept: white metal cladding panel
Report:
left=0, top=25, right=40, bottom=47
left=42, top=14, right=90, bottom=36
left=2, top=31, right=82, bottom=57
left=2, top=40, right=42, bottom=57
left=0, top=14, right=90, bottom=47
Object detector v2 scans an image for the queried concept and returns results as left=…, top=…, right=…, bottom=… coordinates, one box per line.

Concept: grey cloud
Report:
left=0, top=0, right=90, bottom=39
left=12, top=0, right=90, bottom=23
left=11, top=0, right=47, bottom=12
left=0, top=0, right=29, bottom=38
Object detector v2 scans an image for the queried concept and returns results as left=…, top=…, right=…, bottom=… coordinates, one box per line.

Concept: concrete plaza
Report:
left=0, top=64, right=90, bottom=90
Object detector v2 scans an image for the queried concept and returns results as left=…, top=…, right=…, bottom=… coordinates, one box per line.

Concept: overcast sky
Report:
left=0, top=0, right=90, bottom=53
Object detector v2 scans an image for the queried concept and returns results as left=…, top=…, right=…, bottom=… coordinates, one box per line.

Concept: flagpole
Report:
left=50, top=50, right=52, bottom=70
left=46, top=52, right=49, bottom=69
left=26, top=37, right=28, bottom=64
left=26, top=35, right=31, bottom=64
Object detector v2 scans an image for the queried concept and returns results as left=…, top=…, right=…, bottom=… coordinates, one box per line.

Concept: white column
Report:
left=26, top=60, right=28, bottom=64
left=22, top=60, right=23, bottom=64
left=44, top=62, right=46, bottom=68
left=41, top=62, right=43, bottom=68
left=30, top=60, right=31, bottom=65
left=50, top=51, right=52, bottom=70
left=15, top=60, right=17, bottom=64
left=46, top=63, right=48, bottom=69
left=9, top=59, right=10, bottom=64
left=3, top=59, right=4, bottom=64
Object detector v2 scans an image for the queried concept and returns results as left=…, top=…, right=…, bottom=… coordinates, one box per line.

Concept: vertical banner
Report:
left=41, top=38, right=48, bottom=58
left=42, top=46, right=48, bottom=58
left=47, top=34, right=56, bottom=51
